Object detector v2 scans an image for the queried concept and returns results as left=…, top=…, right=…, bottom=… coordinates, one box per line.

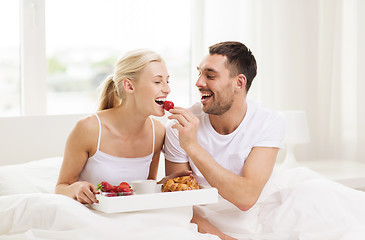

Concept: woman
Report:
left=55, top=49, right=171, bottom=204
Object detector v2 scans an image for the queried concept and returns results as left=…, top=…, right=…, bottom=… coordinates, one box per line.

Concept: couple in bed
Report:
left=55, top=41, right=285, bottom=240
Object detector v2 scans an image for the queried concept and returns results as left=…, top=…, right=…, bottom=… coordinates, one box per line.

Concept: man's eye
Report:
left=207, top=75, right=214, bottom=79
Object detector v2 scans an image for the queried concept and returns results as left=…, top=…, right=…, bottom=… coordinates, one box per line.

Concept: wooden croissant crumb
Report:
left=161, top=175, right=200, bottom=192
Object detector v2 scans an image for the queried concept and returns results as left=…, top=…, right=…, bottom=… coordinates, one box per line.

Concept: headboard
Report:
left=0, top=114, right=86, bottom=166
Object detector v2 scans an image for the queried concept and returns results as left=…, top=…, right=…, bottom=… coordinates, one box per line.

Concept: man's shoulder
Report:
left=247, top=99, right=283, bottom=123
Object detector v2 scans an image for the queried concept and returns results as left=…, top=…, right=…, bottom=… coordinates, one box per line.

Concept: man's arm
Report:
left=167, top=107, right=278, bottom=211
left=186, top=145, right=277, bottom=211
left=165, top=161, right=190, bottom=176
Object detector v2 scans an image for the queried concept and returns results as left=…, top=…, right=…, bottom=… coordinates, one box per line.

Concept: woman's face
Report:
left=133, top=61, right=171, bottom=117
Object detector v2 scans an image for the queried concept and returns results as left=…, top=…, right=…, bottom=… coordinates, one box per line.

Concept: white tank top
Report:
left=79, top=113, right=155, bottom=186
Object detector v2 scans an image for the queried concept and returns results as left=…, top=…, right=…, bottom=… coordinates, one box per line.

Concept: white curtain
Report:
left=196, top=0, right=365, bottom=162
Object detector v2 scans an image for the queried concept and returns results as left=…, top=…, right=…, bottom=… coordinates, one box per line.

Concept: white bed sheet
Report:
left=196, top=167, right=365, bottom=240
left=1, top=158, right=365, bottom=240
left=0, top=193, right=218, bottom=240
left=0, top=158, right=219, bottom=240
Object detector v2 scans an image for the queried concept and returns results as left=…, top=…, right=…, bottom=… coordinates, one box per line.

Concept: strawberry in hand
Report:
left=163, top=101, right=174, bottom=111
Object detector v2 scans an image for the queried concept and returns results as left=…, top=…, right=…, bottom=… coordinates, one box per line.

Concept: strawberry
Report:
left=117, top=188, right=134, bottom=196
left=121, top=185, right=130, bottom=192
left=122, top=189, right=134, bottom=196
left=119, top=182, right=130, bottom=188
left=163, top=101, right=174, bottom=111
left=97, top=181, right=113, bottom=192
left=119, top=182, right=131, bottom=192
left=105, top=192, right=118, bottom=197
left=113, top=185, right=125, bottom=193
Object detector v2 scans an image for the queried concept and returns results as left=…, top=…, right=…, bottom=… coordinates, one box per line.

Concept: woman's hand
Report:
left=72, top=181, right=99, bottom=204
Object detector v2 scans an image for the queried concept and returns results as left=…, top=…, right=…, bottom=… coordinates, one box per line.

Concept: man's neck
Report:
left=208, top=98, right=247, bottom=135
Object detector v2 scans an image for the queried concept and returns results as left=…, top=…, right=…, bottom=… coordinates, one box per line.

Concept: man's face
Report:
left=196, top=54, right=235, bottom=115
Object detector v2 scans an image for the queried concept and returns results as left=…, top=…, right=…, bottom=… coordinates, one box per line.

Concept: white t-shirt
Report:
left=163, top=99, right=285, bottom=186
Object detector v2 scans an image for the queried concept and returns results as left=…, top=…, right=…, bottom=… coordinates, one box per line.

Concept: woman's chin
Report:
left=151, top=109, right=165, bottom=117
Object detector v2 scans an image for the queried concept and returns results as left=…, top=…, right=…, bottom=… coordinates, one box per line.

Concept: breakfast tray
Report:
left=91, top=185, right=218, bottom=213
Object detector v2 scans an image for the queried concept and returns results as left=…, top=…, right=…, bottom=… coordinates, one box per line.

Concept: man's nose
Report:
left=195, top=75, right=206, bottom=88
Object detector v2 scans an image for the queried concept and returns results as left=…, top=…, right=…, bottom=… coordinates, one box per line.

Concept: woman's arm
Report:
left=55, top=116, right=99, bottom=204
left=147, top=119, right=165, bottom=180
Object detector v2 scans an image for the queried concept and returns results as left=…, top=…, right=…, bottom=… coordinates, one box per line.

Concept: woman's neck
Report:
left=106, top=102, right=150, bottom=136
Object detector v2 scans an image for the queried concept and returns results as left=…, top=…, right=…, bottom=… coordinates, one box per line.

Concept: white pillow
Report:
left=0, top=157, right=63, bottom=196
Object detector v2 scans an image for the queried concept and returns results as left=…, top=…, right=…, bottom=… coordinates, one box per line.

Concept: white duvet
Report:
left=1, top=158, right=365, bottom=240
left=195, top=167, right=365, bottom=240
left=0, top=193, right=218, bottom=240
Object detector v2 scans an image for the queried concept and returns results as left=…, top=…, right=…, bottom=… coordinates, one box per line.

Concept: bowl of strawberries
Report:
left=97, top=181, right=134, bottom=197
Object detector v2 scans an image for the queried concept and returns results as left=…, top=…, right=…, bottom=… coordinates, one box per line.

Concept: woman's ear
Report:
left=235, top=74, right=247, bottom=91
left=123, top=78, right=134, bottom=93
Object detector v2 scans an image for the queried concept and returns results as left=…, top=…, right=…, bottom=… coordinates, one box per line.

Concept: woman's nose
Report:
left=163, top=83, right=171, bottom=94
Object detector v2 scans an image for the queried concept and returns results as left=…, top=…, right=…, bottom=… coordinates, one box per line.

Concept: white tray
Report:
left=91, top=185, right=218, bottom=213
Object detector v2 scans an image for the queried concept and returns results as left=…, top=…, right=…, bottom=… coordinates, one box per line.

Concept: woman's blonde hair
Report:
left=97, top=49, right=163, bottom=110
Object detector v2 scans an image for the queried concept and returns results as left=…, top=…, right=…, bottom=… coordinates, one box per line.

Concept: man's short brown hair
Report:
left=209, top=41, right=257, bottom=92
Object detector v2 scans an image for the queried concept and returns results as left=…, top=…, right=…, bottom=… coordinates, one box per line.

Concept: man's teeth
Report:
left=201, top=93, right=212, bottom=97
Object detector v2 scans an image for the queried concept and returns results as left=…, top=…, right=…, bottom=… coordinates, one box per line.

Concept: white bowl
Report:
left=130, top=180, right=157, bottom=194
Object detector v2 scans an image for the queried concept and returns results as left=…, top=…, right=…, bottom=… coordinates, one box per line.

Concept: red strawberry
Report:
left=97, top=181, right=113, bottom=192
left=113, top=185, right=130, bottom=193
left=105, top=192, right=118, bottom=197
left=163, top=101, right=174, bottom=111
left=110, top=185, right=118, bottom=193
left=123, top=189, right=134, bottom=196
left=117, top=188, right=133, bottom=196
left=121, top=185, right=130, bottom=192
left=119, top=182, right=131, bottom=192
left=119, top=182, right=130, bottom=187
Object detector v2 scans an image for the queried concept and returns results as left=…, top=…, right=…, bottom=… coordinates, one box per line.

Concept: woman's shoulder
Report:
left=151, top=117, right=166, bottom=136
left=71, top=114, right=99, bottom=138
left=65, top=114, right=99, bottom=153
left=151, top=117, right=166, bottom=147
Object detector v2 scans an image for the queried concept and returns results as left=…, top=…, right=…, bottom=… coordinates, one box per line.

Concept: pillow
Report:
left=0, top=157, right=63, bottom=196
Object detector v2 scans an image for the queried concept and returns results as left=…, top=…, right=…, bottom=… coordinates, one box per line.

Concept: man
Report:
left=164, top=41, right=285, bottom=239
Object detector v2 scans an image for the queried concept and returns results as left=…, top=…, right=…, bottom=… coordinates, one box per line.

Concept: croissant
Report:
left=161, top=175, right=200, bottom=192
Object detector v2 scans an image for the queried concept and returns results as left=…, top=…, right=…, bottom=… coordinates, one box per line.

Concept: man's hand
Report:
left=157, top=169, right=192, bottom=184
left=168, top=107, right=200, bottom=151
left=191, top=207, right=238, bottom=240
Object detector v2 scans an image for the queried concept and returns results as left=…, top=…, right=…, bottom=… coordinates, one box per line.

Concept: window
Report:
left=0, top=1, right=20, bottom=116
left=45, top=0, right=192, bottom=114
left=0, top=0, right=192, bottom=117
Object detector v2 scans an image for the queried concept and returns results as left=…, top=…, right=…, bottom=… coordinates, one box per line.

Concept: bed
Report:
left=1, top=114, right=365, bottom=240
